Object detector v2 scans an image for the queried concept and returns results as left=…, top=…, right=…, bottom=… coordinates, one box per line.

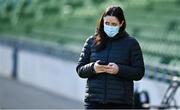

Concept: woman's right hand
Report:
left=93, top=60, right=107, bottom=73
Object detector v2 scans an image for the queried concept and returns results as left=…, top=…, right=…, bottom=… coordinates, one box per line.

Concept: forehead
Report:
left=103, top=15, right=119, bottom=23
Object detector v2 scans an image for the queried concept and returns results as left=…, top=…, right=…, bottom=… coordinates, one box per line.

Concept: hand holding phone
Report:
left=94, top=60, right=108, bottom=73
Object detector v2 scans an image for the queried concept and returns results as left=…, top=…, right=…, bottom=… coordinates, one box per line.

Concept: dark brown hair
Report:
left=93, top=6, right=126, bottom=51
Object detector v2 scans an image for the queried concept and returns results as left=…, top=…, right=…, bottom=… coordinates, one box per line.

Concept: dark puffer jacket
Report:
left=76, top=32, right=145, bottom=105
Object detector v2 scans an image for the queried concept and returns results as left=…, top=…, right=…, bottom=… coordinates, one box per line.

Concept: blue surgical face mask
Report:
left=104, top=24, right=120, bottom=37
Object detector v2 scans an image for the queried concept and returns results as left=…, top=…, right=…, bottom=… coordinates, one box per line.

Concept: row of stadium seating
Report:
left=124, top=0, right=180, bottom=67
left=0, top=0, right=180, bottom=69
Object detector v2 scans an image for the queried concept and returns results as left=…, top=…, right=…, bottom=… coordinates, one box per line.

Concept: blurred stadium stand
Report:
left=124, top=0, right=180, bottom=67
left=0, top=0, right=180, bottom=68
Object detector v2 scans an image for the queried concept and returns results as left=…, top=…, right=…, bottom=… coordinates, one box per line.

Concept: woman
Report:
left=76, top=5, right=145, bottom=109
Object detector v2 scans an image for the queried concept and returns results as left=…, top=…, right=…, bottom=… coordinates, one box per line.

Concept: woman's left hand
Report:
left=104, top=63, right=119, bottom=75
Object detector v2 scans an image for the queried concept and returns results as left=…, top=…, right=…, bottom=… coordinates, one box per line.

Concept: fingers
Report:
left=105, top=68, right=114, bottom=74
left=106, top=62, right=119, bottom=74
left=107, top=62, right=115, bottom=67
left=94, top=60, right=107, bottom=73
left=94, top=61, right=119, bottom=74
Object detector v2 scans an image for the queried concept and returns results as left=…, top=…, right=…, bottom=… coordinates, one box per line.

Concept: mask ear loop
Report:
left=120, top=20, right=124, bottom=27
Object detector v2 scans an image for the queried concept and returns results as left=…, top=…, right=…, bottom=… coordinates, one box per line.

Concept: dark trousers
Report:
left=85, top=102, right=133, bottom=109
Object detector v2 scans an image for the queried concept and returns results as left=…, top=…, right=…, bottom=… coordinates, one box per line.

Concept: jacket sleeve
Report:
left=116, top=39, right=145, bottom=81
left=76, top=37, right=96, bottom=78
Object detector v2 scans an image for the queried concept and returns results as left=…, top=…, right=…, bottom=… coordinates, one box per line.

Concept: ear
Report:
left=119, top=20, right=124, bottom=27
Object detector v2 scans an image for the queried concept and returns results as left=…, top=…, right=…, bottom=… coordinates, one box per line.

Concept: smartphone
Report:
left=98, top=61, right=109, bottom=65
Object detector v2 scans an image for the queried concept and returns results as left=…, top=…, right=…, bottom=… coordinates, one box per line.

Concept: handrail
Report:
left=145, top=63, right=180, bottom=83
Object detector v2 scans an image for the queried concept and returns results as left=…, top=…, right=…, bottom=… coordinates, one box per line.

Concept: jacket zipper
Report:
left=103, top=40, right=112, bottom=103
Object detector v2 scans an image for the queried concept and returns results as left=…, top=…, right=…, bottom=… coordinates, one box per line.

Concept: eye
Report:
left=112, top=23, right=118, bottom=26
left=105, top=22, right=110, bottom=25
